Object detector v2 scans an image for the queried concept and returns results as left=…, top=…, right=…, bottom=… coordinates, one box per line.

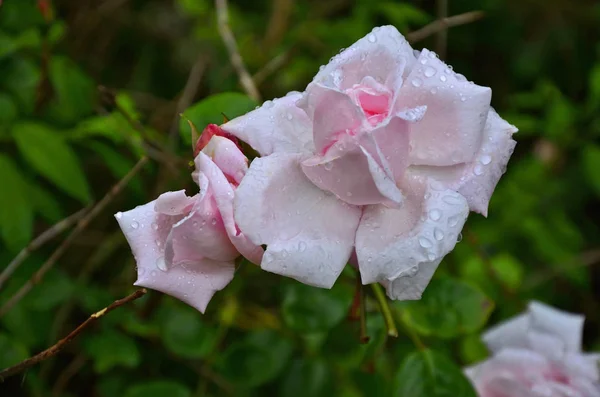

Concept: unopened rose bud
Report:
left=194, top=124, right=241, bottom=157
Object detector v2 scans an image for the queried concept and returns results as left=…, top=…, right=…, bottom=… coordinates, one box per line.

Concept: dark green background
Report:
left=1, top=0, right=599, bottom=396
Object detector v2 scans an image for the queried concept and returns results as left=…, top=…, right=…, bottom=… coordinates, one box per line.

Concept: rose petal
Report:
left=301, top=138, right=402, bottom=206
left=195, top=152, right=264, bottom=265
left=115, top=199, right=232, bottom=313
left=298, top=83, right=365, bottom=154
left=529, top=301, right=585, bottom=353
left=310, top=26, right=416, bottom=92
left=395, top=49, right=492, bottom=166
left=406, top=109, right=517, bottom=216
left=234, top=153, right=361, bottom=288
left=222, top=92, right=314, bottom=156
left=355, top=176, right=469, bottom=300
left=135, top=259, right=234, bottom=313
left=154, top=190, right=196, bottom=215
left=201, top=135, right=248, bottom=184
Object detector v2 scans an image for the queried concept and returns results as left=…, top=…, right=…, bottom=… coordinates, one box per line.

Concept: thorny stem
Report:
left=0, top=289, right=147, bottom=382
left=370, top=284, right=399, bottom=338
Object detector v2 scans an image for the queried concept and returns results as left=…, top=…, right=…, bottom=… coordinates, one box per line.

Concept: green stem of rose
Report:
left=358, top=276, right=370, bottom=343
left=370, top=284, right=399, bottom=338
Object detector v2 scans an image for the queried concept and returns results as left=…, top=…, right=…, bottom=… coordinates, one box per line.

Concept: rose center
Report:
left=345, top=79, right=392, bottom=127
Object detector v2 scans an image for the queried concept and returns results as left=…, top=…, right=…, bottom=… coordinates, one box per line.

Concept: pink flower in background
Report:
left=466, top=302, right=600, bottom=397
left=115, top=130, right=262, bottom=312
left=222, top=26, right=517, bottom=299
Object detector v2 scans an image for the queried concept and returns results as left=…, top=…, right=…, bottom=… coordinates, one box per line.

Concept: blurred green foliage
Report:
left=1, top=0, right=600, bottom=396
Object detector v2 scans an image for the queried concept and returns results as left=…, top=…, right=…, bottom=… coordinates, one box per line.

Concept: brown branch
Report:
left=215, top=0, right=261, bottom=102
left=0, top=207, right=89, bottom=291
left=263, top=0, right=294, bottom=51
left=0, top=289, right=147, bottom=382
left=0, top=156, right=149, bottom=317
left=406, top=11, right=485, bottom=44
left=434, top=0, right=448, bottom=59
left=253, top=49, right=292, bottom=86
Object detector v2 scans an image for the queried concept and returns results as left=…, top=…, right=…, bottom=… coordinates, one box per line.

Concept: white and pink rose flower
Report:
left=116, top=25, right=517, bottom=312
left=467, top=302, right=600, bottom=397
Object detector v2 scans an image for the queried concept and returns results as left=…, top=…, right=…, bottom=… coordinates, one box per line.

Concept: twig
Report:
left=434, top=0, right=448, bottom=59
left=167, top=56, right=208, bottom=149
left=0, top=157, right=149, bottom=317
left=51, top=354, right=87, bottom=396
left=253, top=49, right=292, bottom=86
left=263, top=0, right=294, bottom=51
left=215, top=0, right=261, bottom=102
left=0, top=289, right=147, bottom=381
left=523, top=249, right=600, bottom=290
left=370, top=284, right=398, bottom=338
left=0, top=208, right=89, bottom=291
left=358, top=276, right=370, bottom=344
left=406, top=11, right=485, bottom=44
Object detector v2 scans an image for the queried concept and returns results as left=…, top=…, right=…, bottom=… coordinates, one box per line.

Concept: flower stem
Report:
left=370, top=284, right=399, bottom=338
left=359, top=277, right=370, bottom=344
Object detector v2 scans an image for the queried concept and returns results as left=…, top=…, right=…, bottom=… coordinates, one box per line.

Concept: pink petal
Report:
left=301, top=138, right=402, bottom=206
left=115, top=199, right=233, bottom=313
left=298, top=83, right=365, bottom=154
left=528, top=301, right=585, bottom=353
left=234, top=153, right=361, bottom=288
left=355, top=176, right=469, bottom=300
left=395, top=49, right=492, bottom=166
left=201, top=135, right=248, bottom=184
left=406, top=109, right=517, bottom=216
left=135, top=259, right=234, bottom=313
left=195, top=152, right=264, bottom=265
left=221, top=92, right=314, bottom=156
left=310, top=26, right=416, bottom=92
left=154, top=190, right=196, bottom=215
left=482, top=313, right=531, bottom=353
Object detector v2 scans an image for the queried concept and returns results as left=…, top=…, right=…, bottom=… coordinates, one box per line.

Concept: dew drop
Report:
left=367, top=33, right=377, bottom=43
left=419, top=58, right=427, bottom=65
left=443, top=195, right=463, bottom=205
left=427, top=252, right=436, bottom=261
left=286, top=113, right=293, bottom=121
left=439, top=75, right=447, bottom=82
left=407, top=266, right=418, bottom=276
left=115, top=212, right=123, bottom=219
left=430, top=87, right=438, bottom=95
left=434, top=228, right=444, bottom=241
left=298, top=241, right=307, bottom=252
left=263, top=100, right=274, bottom=108
left=156, top=256, right=168, bottom=272
left=367, top=256, right=372, bottom=263
left=480, top=154, right=492, bottom=165
left=419, top=237, right=433, bottom=248
left=192, top=221, right=199, bottom=228
left=429, top=209, right=442, bottom=221
left=346, top=191, right=353, bottom=197
left=130, top=221, right=139, bottom=229
left=360, top=53, right=367, bottom=61
left=473, top=164, right=485, bottom=176
left=424, top=66, right=436, bottom=77
left=211, top=218, right=217, bottom=226
left=155, top=239, right=162, bottom=247
left=151, top=222, right=159, bottom=231
left=324, top=162, right=333, bottom=171
left=448, top=215, right=460, bottom=227
left=411, top=78, right=423, bottom=88
left=456, top=233, right=463, bottom=243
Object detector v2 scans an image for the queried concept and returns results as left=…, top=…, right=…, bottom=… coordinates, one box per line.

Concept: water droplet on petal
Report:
left=439, top=75, right=447, bottom=82
left=263, top=100, right=274, bottom=108
left=346, top=191, right=353, bottom=197
left=367, top=33, right=377, bottom=43
left=151, top=222, right=159, bottom=231
left=211, top=218, right=217, bottom=226
left=298, top=241, right=307, bottom=252
left=448, top=215, right=460, bottom=227
left=130, top=221, right=139, bottom=229
left=424, top=66, right=436, bottom=77
left=456, top=233, right=463, bottom=243
left=429, top=209, right=442, bottom=221
left=156, top=256, right=168, bottom=272
left=324, top=162, right=333, bottom=171
left=411, top=78, right=423, bottom=88
left=286, top=113, right=293, bottom=121
left=480, top=154, right=492, bottom=165
left=115, top=212, right=123, bottom=219
left=473, top=164, right=485, bottom=176
left=434, top=228, right=444, bottom=241
left=427, top=252, right=436, bottom=261
left=420, top=58, right=427, bottom=65
left=419, top=237, right=432, bottom=248
left=155, top=239, right=162, bottom=247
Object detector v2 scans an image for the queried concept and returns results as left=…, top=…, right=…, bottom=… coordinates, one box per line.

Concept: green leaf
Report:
left=0, top=333, right=30, bottom=368
left=87, top=141, right=144, bottom=195
left=219, top=329, right=293, bottom=388
left=0, top=57, right=40, bottom=114
left=0, top=154, right=33, bottom=251
left=124, top=381, right=191, bottom=397
left=179, top=92, right=257, bottom=146
left=24, top=269, right=75, bottom=311
left=397, top=277, right=493, bottom=339
left=280, top=358, right=334, bottom=397
left=393, top=349, right=477, bottom=397
left=25, top=182, right=64, bottom=222
left=13, top=122, right=91, bottom=203
left=46, top=56, right=95, bottom=124
left=282, top=281, right=353, bottom=333
left=83, top=329, right=141, bottom=373
left=582, top=144, right=600, bottom=196
left=159, top=303, right=218, bottom=359
left=0, top=93, right=18, bottom=129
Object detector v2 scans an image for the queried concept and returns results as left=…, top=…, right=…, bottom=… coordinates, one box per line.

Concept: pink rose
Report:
left=222, top=26, right=517, bottom=299
left=115, top=132, right=262, bottom=312
left=466, top=302, right=600, bottom=397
